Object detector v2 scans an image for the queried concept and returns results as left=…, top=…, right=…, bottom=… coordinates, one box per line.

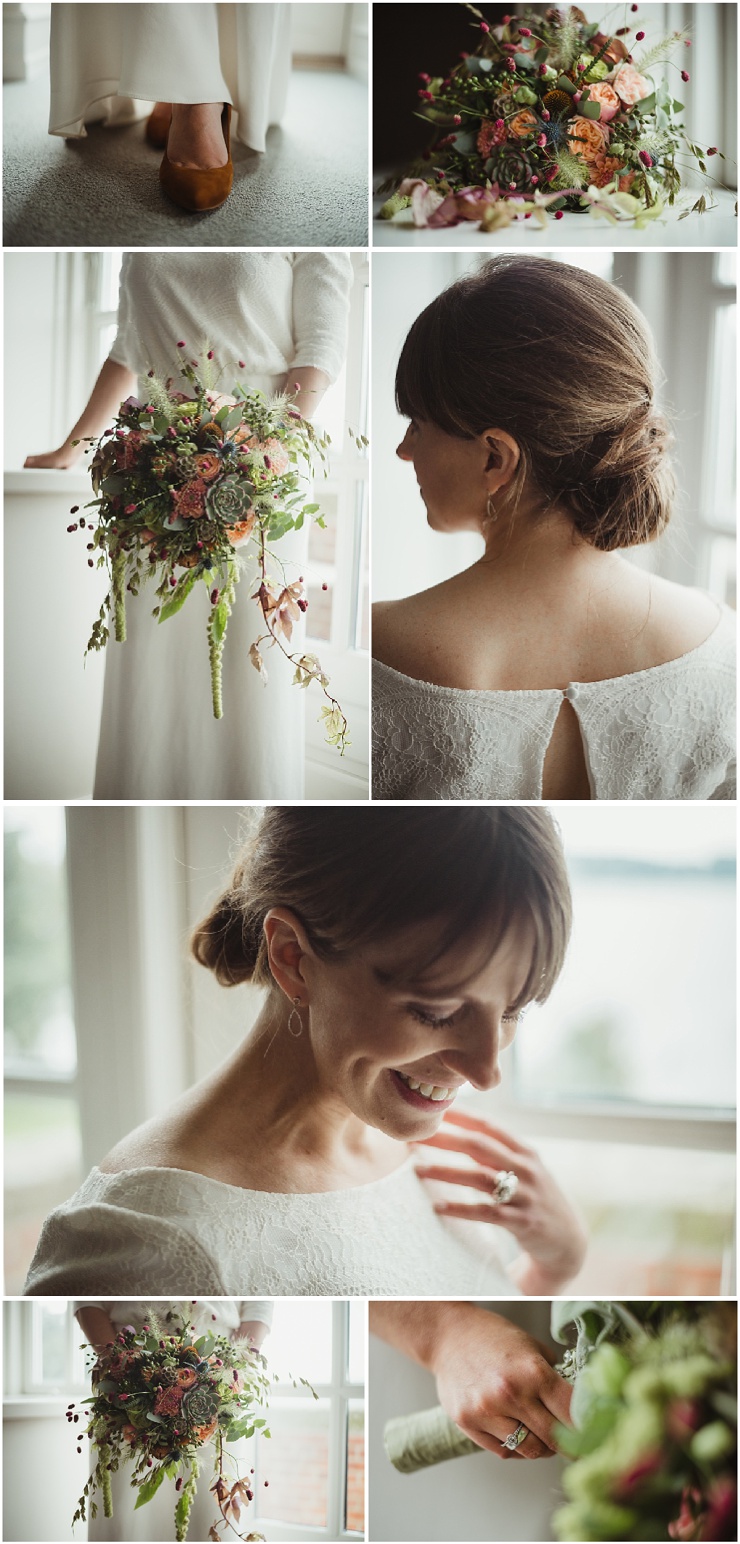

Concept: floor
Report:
left=4, top=69, right=368, bottom=247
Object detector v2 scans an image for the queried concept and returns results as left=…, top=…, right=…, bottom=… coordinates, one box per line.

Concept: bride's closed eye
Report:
left=406, top=1004, right=526, bottom=1030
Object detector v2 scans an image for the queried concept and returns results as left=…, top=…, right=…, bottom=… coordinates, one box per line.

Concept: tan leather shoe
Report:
left=159, top=104, right=233, bottom=213
left=145, top=102, right=173, bottom=150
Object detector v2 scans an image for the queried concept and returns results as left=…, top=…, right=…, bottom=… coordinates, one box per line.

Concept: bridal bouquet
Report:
left=384, top=1302, right=736, bottom=1542
left=379, top=5, right=730, bottom=232
left=552, top=1301, right=737, bottom=1543
left=70, top=1309, right=276, bottom=1542
left=69, top=347, right=351, bottom=751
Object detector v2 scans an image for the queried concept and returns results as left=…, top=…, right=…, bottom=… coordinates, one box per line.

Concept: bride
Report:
left=24, top=805, right=586, bottom=1298
left=25, top=251, right=352, bottom=799
left=372, top=255, right=736, bottom=801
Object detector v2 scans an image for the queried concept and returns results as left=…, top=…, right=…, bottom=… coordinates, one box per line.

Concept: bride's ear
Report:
left=263, top=907, right=312, bottom=1001
left=482, top=430, right=521, bottom=494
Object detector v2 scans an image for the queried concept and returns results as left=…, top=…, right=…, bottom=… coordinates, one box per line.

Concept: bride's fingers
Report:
left=415, top=1129, right=525, bottom=1174
left=415, top=1162, right=517, bottom=1194
left=441, top=1108, right=533, bottom=1154
left=461, top=1421, right=552, bottom=1461
left=433, top=1199, right=524, bottom=1224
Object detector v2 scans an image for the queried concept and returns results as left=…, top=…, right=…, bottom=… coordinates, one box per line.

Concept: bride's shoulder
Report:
left=639, top=576, right=731, bottom=661
left=372, top=582, right=464, bottom=682
left=98, top=1114, right=189, bottom=1177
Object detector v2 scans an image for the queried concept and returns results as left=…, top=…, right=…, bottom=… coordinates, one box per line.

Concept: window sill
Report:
left=4, top=1395, right=80, bottom=1419
left=5, top=468, right=90, bottom=497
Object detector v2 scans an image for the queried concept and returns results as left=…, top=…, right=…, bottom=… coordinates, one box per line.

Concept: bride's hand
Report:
left=414, top=1108, right=587, bottom=1293
left=24, top=444, right=82, bottom=469
left=431, top=1302, right=572, bottom=1460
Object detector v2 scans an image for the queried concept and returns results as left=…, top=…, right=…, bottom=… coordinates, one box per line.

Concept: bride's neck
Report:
left=476, top=503, right=618, bottom=593
left=213, top=1001, right=392, bottom=1182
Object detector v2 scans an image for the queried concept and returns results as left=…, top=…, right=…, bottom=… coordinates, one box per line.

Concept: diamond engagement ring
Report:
left=491, top=1170, right=519, bottom=1205
left=501, top=1423, right=529, bottom=1451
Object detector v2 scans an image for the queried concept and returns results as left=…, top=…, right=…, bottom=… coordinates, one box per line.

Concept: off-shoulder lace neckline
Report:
left=90, top=1155, right=416, bottom=1201
left=373, top=599, right=729, bottom=700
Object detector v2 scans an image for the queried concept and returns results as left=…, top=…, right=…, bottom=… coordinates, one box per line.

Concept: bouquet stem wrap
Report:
left=384, top=1406, right=480, bottom=1473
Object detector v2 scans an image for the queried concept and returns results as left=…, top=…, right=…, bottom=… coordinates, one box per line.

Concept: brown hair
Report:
left=191, top=807, right=572, bottom=1007
left=395, top=254, right=675, bottom=550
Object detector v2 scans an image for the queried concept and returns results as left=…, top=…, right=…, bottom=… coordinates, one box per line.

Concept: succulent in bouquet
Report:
left=68, top=347, right=357, bottom=751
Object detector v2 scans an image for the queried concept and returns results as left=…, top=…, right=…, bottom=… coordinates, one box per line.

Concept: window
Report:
left=4, top=809, right=82, bottom=1294
left=486, top=806, right=736, bottom=1296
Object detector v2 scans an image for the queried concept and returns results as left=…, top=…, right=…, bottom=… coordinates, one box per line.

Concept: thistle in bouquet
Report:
left=70, top=346, right=356, bottom=752
left=69, top=1308, right=285, bottom=1542
left=379, top=4, right=733, bottom=232
left=551, top=1303, right=737, bottom=1542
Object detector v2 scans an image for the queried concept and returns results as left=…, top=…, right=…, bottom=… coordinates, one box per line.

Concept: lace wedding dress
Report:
left=91, top=251, right=352, bottom=799
left=49, top=2, right=290, bottom=153
left=75, top=1299, right=273, bottom=1542
left=373, top=604, right=736, bottom=800
left=25, top=1159, right=515, bottom=1297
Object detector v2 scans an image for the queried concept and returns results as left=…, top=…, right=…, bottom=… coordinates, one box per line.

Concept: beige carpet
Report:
left=4, top=68, right=368, bottom=246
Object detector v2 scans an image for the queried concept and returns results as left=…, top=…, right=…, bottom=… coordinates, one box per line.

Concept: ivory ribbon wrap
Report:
left=384, top=1405, right=481, bottom=1473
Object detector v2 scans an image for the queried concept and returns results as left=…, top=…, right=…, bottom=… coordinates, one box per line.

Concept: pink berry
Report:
left=538, top=63, right=547, bottom=75
left=480, top=21, right=490, bottom=31
left=506, top=58, right=515, bottom=72
left=418, top=72, right=430, bottom=83
left=508, top=181, right=517, bottom=191
left=177, top=341, right=185, bottom=348
left=541, top=108, right=550, bottom=120
left=639, top=150, right=653, bottom=166
left=519, top=27, right=532, bottom=37
left=631, top=3, right=638, bottom=10
left=681, top=70, right=690, bottom=82
left=555, top=210, right=564, bottom=220
left=573, top=91, right=582, bottom=102
left=322, top=582, right=328, bottom=591
left=531, top=174, right=539, bottom=184
left=211, top=589, right=219, bottom=604
left=169, top=576, right=176, bottom=587
left=537, top=134, right=547, bottom=147
left=636, top=30, right=644, bottom=40
left=707, top=147, right=718, bottom=156
left=207, top=350, right=214, bottom=360
left=238, top=360, right=245, bottom=368
left=453, top=114, right=461, bottom=125
left=70, top=504, right=79, bottom=513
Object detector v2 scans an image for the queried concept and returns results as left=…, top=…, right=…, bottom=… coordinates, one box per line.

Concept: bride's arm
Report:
left=75, top=1304, right=117, bottom=1352
left=280, top=365, right=331, bottom=421
left=234, top=1318, right=270, bottom=1350
left=24, top=357, right=137, bottom=469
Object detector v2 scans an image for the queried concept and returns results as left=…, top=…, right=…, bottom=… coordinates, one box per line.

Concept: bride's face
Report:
left=301, top=915, right=535, bottom=1141
left=396, top=417, right=487, bottom=535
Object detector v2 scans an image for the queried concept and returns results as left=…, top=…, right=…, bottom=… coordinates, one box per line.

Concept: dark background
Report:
left=373, top=3, right=510, bottom=169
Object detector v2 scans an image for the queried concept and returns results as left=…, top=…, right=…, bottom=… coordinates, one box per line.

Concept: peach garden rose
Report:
left=613, top=64, right=652, bottom=106
left=567, top=115, right=607, bottom=163
left=587, top=82, right=621, bottom=122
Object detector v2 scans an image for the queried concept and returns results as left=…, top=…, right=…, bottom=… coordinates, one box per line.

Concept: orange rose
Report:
left=586, top=82, right=621, bottom=122
left=192, top=1419, right=218, bottom=1442
left=613, top=64, right=652, bottom=106
left=192, top=453, right=221, bottom=482
left=508, top=110, right=538, bottom=139
left=567, top=115, right=607, bottom=163
left=226, top=515, right=256, bottom=547
left=176, top=1367, right=198, bottom=1388
left=122, top=1425, right=138, bottom=1443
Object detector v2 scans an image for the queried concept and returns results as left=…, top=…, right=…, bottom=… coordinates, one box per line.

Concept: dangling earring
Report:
left=485, top=492, right=498, bottom=524
left=287, top=996, right=303, bottom=1037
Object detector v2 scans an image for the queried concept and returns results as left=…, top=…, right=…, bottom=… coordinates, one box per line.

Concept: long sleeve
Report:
left=291, top=254, right=354, bottom=382
left=108, top=255, right=143, bottom=374
left=238, top=1300, right=274, bottom=1330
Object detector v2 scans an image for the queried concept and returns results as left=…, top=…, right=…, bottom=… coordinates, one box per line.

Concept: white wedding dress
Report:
left=75, top=1298, right=273, bottom=1543
left=373, top=603, right=736, bottom=800
left=49, top=3, right=291, bottom=153
left=91, top=251, right=352, bottom=798
left=25, top=1158, right=516, bottom=1297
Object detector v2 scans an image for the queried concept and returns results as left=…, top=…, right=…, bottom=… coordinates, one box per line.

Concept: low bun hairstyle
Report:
left=192, top=807, right=572, bottom=1007
left=395, top=255, right=675, bottom=550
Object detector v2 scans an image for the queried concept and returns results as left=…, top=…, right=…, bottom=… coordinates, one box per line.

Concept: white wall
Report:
left=371, top=252, right=484, bottom=602
left=4, top=1407, right=89, bottom=1542
left=369, top=1302, right=567, bottom=1543
left=4, top=471, right=108, bottom=799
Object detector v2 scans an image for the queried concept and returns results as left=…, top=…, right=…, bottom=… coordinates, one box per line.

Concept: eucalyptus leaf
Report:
left=535, top=44, right=548, bottom=63
left=513, top=53, right=535, bottom=71
left=557, top=74, right=577, bottom=96
left=134, top=1467, right=165, bottom=1509
left=635, top=92, right=656, bottom=115
left=224, top=404, right=244, bottom=431
left=579, top=99, right=602, bottom=120
left=157, top=570, right=197, bottom=623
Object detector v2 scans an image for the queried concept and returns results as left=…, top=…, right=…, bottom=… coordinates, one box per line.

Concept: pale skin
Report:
left=98, top=913, right=586, bottom=1294
left=373, top=418, right=721, bottom=799
left=76, top=1306, right=270, bottom=1354
left=370, top=1301, right=573, bottom=1462
left=24, top=364, right=330, bottom=469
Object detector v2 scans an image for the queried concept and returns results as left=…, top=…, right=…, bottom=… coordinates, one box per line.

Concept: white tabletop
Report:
left=372, top=186, right=737, bottom=249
